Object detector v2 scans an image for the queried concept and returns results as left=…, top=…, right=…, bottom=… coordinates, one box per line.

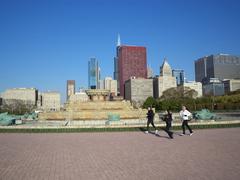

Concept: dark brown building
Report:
left=118, top=45, right=147, bottom=96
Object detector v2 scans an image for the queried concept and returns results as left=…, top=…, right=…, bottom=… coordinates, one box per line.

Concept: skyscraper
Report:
left=88, top=57, right=100, bottom=89
left=67, top=80, right=75, bottom=100
left=153, top=59, right=177, bottom=98
left=195, top=54, right=240, bottom=84
left=113, top=34, right=121, bottom=95
left=118, top=45, right=147, bottom=97
left=172, top=69, right=185, bottom=86
left=104, top=77, right=117, bottom=96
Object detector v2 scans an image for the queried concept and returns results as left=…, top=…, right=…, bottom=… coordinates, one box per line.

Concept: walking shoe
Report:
left=180, top=133, right=185, bottom=136
left=190, top=132, right=194, bottom=136
left=155, top=130, right=159, bottom=135
left=145, top=131, right=149, bottom=134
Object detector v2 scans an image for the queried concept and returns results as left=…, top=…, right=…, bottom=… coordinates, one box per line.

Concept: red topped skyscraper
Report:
left=117, top=41, right=147, bottom=97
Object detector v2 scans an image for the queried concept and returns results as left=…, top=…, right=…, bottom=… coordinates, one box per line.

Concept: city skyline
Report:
left=1, top=0, right=240, bottom=101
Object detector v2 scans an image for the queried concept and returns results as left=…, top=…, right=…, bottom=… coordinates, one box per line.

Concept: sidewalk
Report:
left=0, top=128, right=240, bottom=180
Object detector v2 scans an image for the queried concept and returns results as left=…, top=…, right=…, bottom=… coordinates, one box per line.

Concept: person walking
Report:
left=179, top=106, right=193, bottom=136
left=145, top=107, right=158, bottom=135
left=162, top=110, right=174, bottom=139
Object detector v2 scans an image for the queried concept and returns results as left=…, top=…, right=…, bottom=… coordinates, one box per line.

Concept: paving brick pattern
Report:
left=0, top=128, right=240, bottom=180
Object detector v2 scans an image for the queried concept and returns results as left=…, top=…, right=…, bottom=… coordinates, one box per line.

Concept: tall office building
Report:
left=113, top=34, right=121, bottom=95
left=88, top=57, right=100, bottom=89
left=172, top=69, right=185, bottom=86
left=66, top=80, right=75, bottom=100
left=195, top=54, right=240, bottom=84
left=118, top=45, right=147, bottom=97
left=153, top=60, right=177, bottom=98
left=104, top=77, right=118, bottom=96
left=98, top=80, right=104, bottom=89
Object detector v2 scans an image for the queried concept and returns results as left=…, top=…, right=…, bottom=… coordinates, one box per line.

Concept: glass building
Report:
left=172, top=69, right=185, bottom=86
left=88, top=58, right=100, bottom=89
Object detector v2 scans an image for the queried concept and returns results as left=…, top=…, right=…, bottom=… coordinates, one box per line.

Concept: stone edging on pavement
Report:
left=0, top=120, right=240, bottom=129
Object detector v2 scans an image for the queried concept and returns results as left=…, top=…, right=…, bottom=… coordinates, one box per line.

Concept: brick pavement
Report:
left=0, top=128, right=240, bottom=180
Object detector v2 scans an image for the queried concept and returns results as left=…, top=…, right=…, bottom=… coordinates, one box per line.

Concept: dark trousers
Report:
left=182, top=120, right=193, bottom=134
left=164, top=121, right=173, bottom=138
left=147, top=119, right=156, bottom=131
left=166, top=121, right=172, bottom=131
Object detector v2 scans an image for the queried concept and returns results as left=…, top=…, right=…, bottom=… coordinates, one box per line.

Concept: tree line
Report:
left=0, top=99, right=35, bottom=115
left=143, top=87, right=240, bottom=112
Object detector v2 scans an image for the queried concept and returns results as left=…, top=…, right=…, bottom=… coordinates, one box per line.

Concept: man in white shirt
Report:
left=179, top=106, right=193, bottom=136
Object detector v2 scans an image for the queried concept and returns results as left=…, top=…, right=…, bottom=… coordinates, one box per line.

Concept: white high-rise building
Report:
left=184, top=81, right=203, bottom=97
left=98, top=80, right=104, bottom=89
left=153, top=59, right=177, bottom=98
left=103, top=77, right=117, bottom=96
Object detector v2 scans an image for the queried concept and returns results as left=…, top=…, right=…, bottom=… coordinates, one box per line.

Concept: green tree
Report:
left=143, top=97, right=157, bottom=109
left=161, top=86, right=198, bottom=100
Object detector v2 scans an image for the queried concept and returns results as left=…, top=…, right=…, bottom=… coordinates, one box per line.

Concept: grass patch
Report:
left=0, top=123, right=239, bottom=133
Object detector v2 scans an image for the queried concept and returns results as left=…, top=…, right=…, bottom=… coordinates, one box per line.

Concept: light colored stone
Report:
left=39, top=89, right=147, bottom=121
left=69, top=92, right=89, bottom=102
left=125, top=78, right=153, bottom=104
left=1, top=88, right=37, bottom=105
left=153, top=59, right=177, bottom=98
left=40, top=91, right=61, bottom=112
left=223, top=79, right=240, bottom=93
left=39, top=101, right=147, bottom=120
left=184, top=81, right=203, bottom=97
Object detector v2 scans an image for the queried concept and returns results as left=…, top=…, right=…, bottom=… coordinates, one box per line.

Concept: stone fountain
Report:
left=39, top=89, right=147, bottom=120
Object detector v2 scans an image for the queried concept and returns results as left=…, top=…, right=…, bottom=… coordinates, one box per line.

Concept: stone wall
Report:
left=125, top=78, right=153, bottom=104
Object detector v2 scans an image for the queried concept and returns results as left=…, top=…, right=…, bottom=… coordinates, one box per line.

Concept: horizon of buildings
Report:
left=0, top=88, right=61, bottom=112
left=195, top=54, right=240, bottom=96
left=1, top=36, right=240, bottom=107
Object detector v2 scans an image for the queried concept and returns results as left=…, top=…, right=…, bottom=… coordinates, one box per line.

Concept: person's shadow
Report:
left=139, top=127, right=172, bottom=139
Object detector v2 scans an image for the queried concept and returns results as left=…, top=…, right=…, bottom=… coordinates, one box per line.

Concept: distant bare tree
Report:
left=0, top=99, right=35, bottom=115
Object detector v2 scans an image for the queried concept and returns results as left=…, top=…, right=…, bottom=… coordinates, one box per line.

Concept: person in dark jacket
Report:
left=145, top=107, right=158, bottom=134
left=162, top=110, right=174, bottom=139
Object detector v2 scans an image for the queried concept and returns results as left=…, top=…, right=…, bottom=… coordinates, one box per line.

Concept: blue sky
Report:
left=0, top=0, right=240, bottom=102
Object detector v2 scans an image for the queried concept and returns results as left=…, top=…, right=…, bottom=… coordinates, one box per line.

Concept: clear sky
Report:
left=0, top=0, right=240, bottom=102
